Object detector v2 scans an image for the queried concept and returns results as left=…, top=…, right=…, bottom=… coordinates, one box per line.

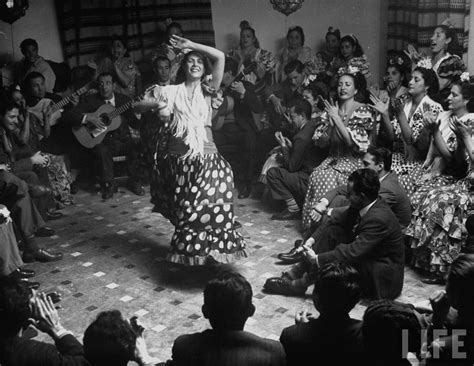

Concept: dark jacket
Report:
left=323, top=171, right=411, bottom=228
left=317, top=198, right=405, bottom=299
left=63, top=92, right=139, bottom=145
left=167, top=329, right=286, bottom=366
left=281, top=120, right=326, bottom=174
left=280, top=315, right=364, bottom=365
left=0, top=334, right=89, bottom=366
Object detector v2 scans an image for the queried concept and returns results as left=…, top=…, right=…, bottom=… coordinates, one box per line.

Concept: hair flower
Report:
left=416, top=57, right=432, bottom=70
left=460, top=71, right=470, bottom=82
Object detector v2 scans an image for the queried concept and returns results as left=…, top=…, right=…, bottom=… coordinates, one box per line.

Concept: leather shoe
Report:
left=10, top=268, right=35, bottom=279
left=271, top=209, right=301, bottom=221
left=35, top=226, right=55, bottom=237
left=238, top=186, right=251, bottom=199
left=234, top=220, right=242, bottom=229
left=23, top=249, right=63, bottom=263
left=101, top=182, right=115, bottom=199
left=421, top=276, right=445, bottom=285
left=277, top=250, right=304, bottom=264
left=127, top=180, right=145, bottom=196
left=45, top=210, right=63, bottom=221
left=263, top=277, right=306, bottom=296
left=20, top=279, right=40, bottom=290
left=29, top=184, right=52, bottom=198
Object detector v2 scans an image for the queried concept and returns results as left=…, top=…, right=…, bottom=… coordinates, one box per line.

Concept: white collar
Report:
left=359, top=199, right=377, bottom=218
left=104, top=94, right=116, bottom=106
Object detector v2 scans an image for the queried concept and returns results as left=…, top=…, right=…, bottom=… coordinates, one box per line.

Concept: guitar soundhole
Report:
left=100, top=114, right=111, bottom=126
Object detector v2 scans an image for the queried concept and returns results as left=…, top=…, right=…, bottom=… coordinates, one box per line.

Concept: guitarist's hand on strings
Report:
left=84, top=113, right=105, bottom=130
left=70, top=94, right=80, bottom=107
left=30, top=151, right=49, bottom=167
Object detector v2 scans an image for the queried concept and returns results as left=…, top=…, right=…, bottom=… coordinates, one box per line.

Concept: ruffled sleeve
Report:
left=346, top=105, right=376, bottom=152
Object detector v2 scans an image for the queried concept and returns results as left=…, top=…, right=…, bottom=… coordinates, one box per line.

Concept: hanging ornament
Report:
left=0, top=0, right=29, bottom=24
left=269, top=0, right=305, bottom=16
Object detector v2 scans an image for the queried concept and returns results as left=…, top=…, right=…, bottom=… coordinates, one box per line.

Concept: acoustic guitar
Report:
left=27, top=83, right=92, bottom=127
left=72, top=98, right=139, bottom=149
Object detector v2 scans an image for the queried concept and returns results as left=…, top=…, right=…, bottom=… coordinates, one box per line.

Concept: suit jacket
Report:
left=167, top=329, right=286, bottom=366
left=280, top=315, right=364, bottom=365
left=281, top=120, right=326, bottom=174
left=317, top=198, right=405, bottom=299
left=0, top=334, right=89, bottom=366
left=64, top=92, right=139, bottom=146
left=323, top=171, right=411, bottom=228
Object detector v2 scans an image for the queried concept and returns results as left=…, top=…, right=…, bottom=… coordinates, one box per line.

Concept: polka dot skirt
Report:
left=151, top=152, right=248, bottom=265
left=391, top=152, right=424, bottom=198
left=301, top=155, right=362, bottom=233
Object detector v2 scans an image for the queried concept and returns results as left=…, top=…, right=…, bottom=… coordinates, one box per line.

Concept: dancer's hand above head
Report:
left=169, top=35, right=194, bottom=50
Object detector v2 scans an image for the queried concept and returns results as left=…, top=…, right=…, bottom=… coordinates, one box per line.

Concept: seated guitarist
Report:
left=64, top=72, right=143, bottom=199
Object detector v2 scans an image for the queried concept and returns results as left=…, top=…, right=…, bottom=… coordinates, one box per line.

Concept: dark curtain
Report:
left=387, top=0, right=470, bottom=60
left=54, top=0, right=215, bottom=67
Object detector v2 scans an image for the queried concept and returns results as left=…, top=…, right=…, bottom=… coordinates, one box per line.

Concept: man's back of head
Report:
left=83, top=310, right=137, bottom=366
left=202, top=272, right=255, bottom=331
left=0, top=277, right=31, bottom=340
left=313, top=262, right=362, bottom=316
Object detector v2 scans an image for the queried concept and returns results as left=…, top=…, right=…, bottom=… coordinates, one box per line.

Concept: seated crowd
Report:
left=1, top=17, right=474, bottom=365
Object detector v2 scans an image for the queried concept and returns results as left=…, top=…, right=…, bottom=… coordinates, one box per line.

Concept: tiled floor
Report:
left=28, top=185, right=442, bottom=363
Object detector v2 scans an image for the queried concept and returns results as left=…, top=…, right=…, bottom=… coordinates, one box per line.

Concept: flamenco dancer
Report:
left=142, top=35, right=247, bottom=265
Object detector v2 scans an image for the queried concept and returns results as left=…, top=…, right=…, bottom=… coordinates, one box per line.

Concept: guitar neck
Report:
left=108, top=100, right=134, bottom=119
left=53, top=96, right=72, bottom=111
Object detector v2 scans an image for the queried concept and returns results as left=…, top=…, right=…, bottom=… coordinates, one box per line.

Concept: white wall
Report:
left=211, top=0, right=388, bottom=84
left=0, top=0, right=63, bottom=64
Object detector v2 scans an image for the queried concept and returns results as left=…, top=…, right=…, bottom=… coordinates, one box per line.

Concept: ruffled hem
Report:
left=167, top=248, right=249, bottom=266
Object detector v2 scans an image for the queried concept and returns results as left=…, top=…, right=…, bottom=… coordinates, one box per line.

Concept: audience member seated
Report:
left=0, top=99, right=62, bottom=221
left=275, top=26, right=319, bottom=82
left=280, top=262, right=365, bottom=365
left=152, top=56, right=172, bottom=86
left=265, top=98, right=326, bottom=220
left=16, top=38, right=56, bottom=93
left=384, top=63, right=443, bottom=198
left=8, top=85, right=74, bottom=206
left=405, top=75, right=474, bottom=284
left=301, top=83, right=327, bottom=119
left=227, top=20, right=275, bottom=87
left=165, top=272, right=286, bottom=365
left=89, top=36, right=142, bottom=97
left=0, top=278, right=87, bottom=366
left=362, top=299, right=422, bottom=366
left=151, top=21, right=186, bottom=84
left=64, top=72, right=144, bottom=199
left=436, top=54, right=466, bottom=110
left=0, top=203, right=39, bottom=289
left=213, top=56, right=263, bottom=198
left=422, top=254, right=474, bottom=365
left=302, top=67, right=376, bottom=234
left=317, top=26, right=341, bottom=84
left=265, top=169, right=404, bottom=299
left=280, top=147, right=410, bottom=264
left=83, top=310, right=157, bottom=366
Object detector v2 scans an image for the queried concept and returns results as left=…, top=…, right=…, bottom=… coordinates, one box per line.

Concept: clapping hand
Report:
left=28, top=292, right=65, bottom=338
left=322, top=97, right=339, bottom=122
left=369, top=92, right=390, bottom=115
left=422, top=110, right=440, bottom=132
left=449, top=116, right=472, bottom=139
left=404, top=44, right=423, bottom=63
left=309, top=200, right=328, bottom=222
left=295, top=309, right=315, bottom=324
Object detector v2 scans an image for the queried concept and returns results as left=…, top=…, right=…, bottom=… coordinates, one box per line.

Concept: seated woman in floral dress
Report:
left=387, top=61, right=443, bottom=197
left=301, top=67, right=376, bottom=234
left=406, top=73, right=474, bottom=284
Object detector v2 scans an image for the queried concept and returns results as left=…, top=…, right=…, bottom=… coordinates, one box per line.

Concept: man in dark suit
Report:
left=280, top=262, right=365, bottom=365
left=0, top=277, right=87, bottom=366
left=166, top=272, right=286, bottom=366
left=213, top=57, right=263, bottom=199
left=64, top=72, right=142, bottom=199
left=264, top=168, right=405, bottom=300
left=267, top=98, right=326, bottom=220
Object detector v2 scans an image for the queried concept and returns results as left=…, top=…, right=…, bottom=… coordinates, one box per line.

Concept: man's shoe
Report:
left=35, top=226, right=55, bottom=237
left=263, top=277, right=306, bottom=296
left=277, top=251, right=304, bottom=264
left=127, top=180, right=145, bottom=196
left=23, top=249, right=63, bottom=263
left=101, top=182, right=114, bottom=200
left=10, top=268, right=36, bottom=279
left=20, top=279, right=40, bottom=290
left=238, top=186, right=251, bottom=199
left=45, top=210, right=63, bottom=221
left=234, top=220, right=242, bottom=229
left=271, top=209, right=301, bottom=221
left=29, top=184, right=52, bottom=198
left=421, top=276, right=445, bottom=285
